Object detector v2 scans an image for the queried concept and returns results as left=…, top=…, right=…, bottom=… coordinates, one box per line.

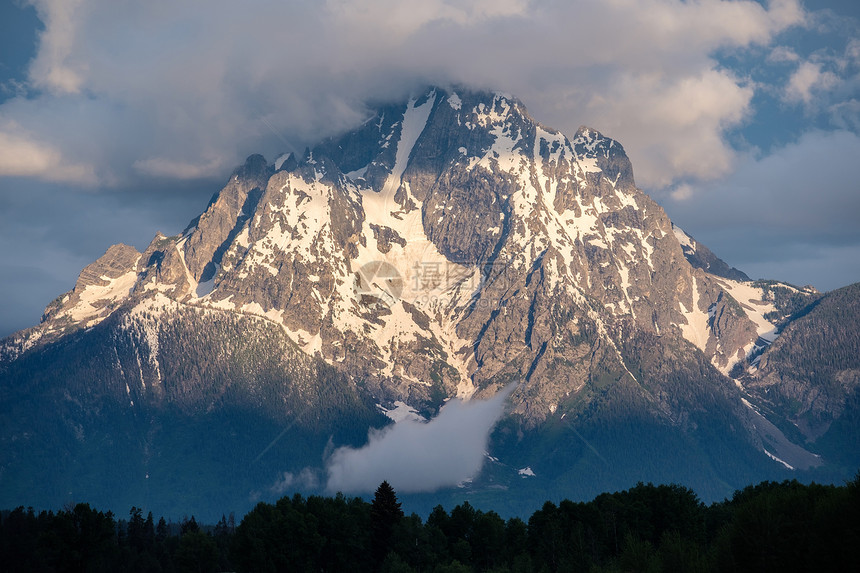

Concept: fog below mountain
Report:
left=326, top=386, right=515, bottom=493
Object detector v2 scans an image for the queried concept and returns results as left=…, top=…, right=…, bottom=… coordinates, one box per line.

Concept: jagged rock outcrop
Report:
left=29, top=243, right=143, bottom=345
left=182, top=154, right=273, bottom=284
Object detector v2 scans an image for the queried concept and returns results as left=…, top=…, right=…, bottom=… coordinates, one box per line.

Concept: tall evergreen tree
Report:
left=144, top=511, right=156, bottom=550
left=127, top=506, right=146, bottom=551
left=155, top=516, right=169, bottom=543
left=181, top=515, right=200, bottom=535
left=371, top=481, right=404, bottom=563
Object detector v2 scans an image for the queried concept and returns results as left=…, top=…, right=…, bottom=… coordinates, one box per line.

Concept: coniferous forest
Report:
left=2, top=477, right=858, bottom=573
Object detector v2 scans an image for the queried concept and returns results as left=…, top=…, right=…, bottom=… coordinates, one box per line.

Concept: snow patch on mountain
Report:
left=246, top=173, right=334, bottom=277
left=764, top=449, right=794, bottom=470
left=283, top=323, right=322, bottom=355
left=195, top=263, right=219, bottom=297
left=234, top=226, right=251, bottom=248
left=378, top=401, right=425, bottom=423
left=447, top=92, right=462, bottom=110
left=716, top=279, right=778, bottom=342
left=345, top=164, right=370, bottom=181
left=679, top=277, right=710, bottom=351
left=673, top=224, right=696, bottom=254
left=474, top=96, right=522, bottom=175
left=274, top=153, right=291, bottom=170
left=64, top=267, right=140, bottom=326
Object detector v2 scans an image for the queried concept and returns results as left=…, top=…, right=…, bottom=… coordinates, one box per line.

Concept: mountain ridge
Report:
left=1, top=86, right=855, bottom=519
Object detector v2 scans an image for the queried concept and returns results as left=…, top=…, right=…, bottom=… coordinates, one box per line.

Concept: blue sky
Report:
left=0, top=0, right=858, bottom=337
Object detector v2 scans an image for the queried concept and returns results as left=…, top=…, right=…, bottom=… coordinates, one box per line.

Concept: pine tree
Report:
left=371, top=481, right=404, bottom=563
left=155, top=517, right=169, bottom=543
left=144, top=512, right=155, bottom=550
left=127, top=507, right=146, bottom=551
left=181, top=515, right=199, bottom=535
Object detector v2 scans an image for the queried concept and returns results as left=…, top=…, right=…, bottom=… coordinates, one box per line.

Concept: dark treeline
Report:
left=2, top=476, right=858, bottom=572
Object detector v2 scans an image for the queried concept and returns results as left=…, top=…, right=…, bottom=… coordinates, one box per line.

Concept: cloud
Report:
left=27, top=0, right=88, bottom=94
left=0, top=0, right=806, bottom=189
left=830, top=98, right=860, bottom=130
left=767, top=45, right=800, bottom=63
left=0, top=123, right=96, bottom=184
left=574, top=69, right=754, bottom=187
left=663, top=129, right=860, bottom=290
left=773, top=24, right=859, bottom=117
left=133, top=157, right=226, bottom=180
left=325, top=0, right=530, bottom=39
left=270, top=468, right=319, bottom=496
left=670, top=183, right=695, bottom=201
left=325, top=385, right=515, bottom=494
left=736, top=243, right=860, bottom=291
left=784, top=61, right=840, bottom=104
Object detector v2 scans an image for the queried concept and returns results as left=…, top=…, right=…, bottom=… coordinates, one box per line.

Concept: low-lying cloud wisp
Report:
left=325, top=385, right=515, bottom=494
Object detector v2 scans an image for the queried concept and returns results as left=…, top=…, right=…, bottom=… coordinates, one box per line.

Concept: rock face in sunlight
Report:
left=0, top=87, right=854, bottom=519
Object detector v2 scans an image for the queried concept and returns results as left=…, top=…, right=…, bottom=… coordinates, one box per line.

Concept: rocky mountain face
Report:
left=738, top=283, right=860, bottom=467
left=1, top=87, right=854, bottom=518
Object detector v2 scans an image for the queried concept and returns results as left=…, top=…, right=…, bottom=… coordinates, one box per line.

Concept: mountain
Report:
left=739, top=283, right=860, bottom=471
left=1, top=87, right=855, bottom=519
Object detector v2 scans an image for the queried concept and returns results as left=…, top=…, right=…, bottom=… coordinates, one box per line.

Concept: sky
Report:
left=0, top=0, right=858, bottom=338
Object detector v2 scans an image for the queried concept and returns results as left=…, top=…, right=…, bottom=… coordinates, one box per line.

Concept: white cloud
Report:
left=673, top=129, right=860, bottom=231
left=325, top=385, right=514, bottom=494
left=785, top=61, right=840, bottom=104
left=269, top=468, right=319, bottom=495
left=574, top=69, right=754, bottom=187
left=845, top=38, right=860, bottom=66
left=830, top=98, right=860, bottom=130
left=768, top=46, right=801, bottom=63
left=133, top=157, right=226, bottom=180
left=0, top=123, right=96, bottom=184
left=0, top=0, right=806, bottom=189
left=325, top=0, right=529, bottom=40
left=27, top=0, right=88, bottom=94
left=670, top=183, right=695, bottom=201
